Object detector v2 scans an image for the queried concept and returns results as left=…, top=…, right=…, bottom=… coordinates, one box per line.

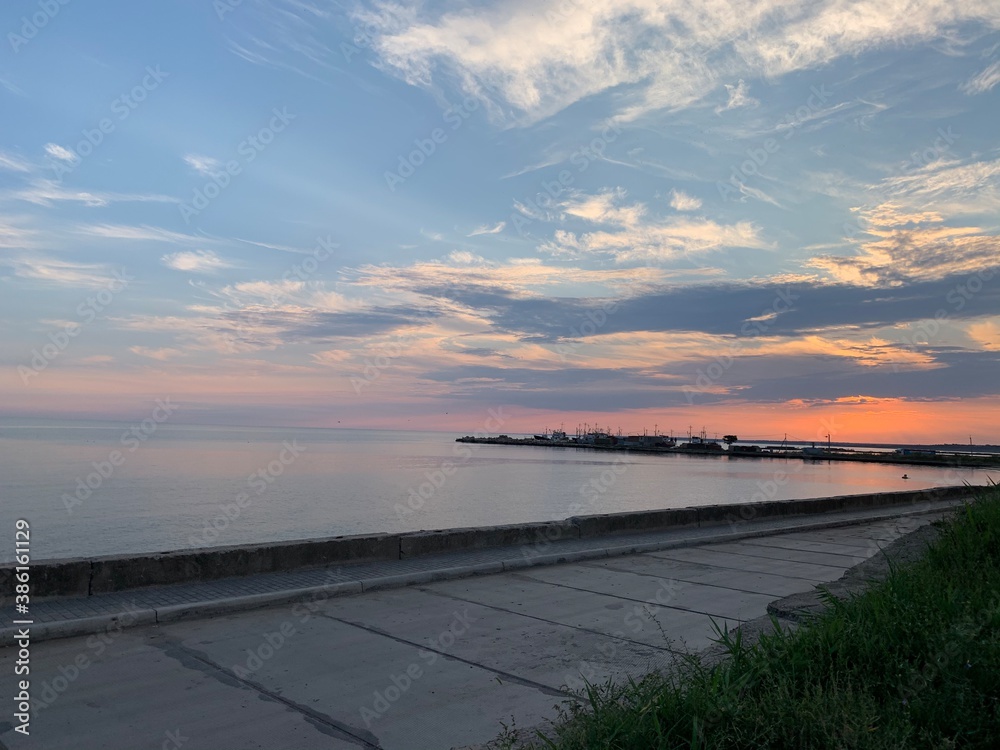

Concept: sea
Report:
left=1, top=420, right=994, bottom=562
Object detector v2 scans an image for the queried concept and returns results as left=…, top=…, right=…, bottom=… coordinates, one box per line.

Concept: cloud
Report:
left=161, top=250, right=231, bottom=273
left=446, top=250, right=488, bottom=265
left=539, top=189, right=766, bottom=262
left=75, top=223, right=205, bottom=244
left=669, top=189, right=702, bottom=212
left=1, top=255, right=122, bottom=287
left=467, top=221, right=506, bottom=236
left=0, top=74, right=23, bottom=96
left=6, top=180, right=177, bottom=208
left=44, top=143, right=78, bottom=162
left=355, top=0, right=1000, bottom=124
left=0, top=217, right=37, bottom=249
left=561, top=189, right=646, bottom=226
left=311, top=349, right=353, bottom=366
left=716, top=79, right=758, bottom=113
left=351, top=254, right=670, bottom=300
left=966, top=317, right=1000, bottom=350
left=129, top=347, right=184, bottom=361
left=961, top=60, right=1000, bottom=95
left=808, top=204, right=1000, bottom=286
left=183, top=154, right=222, bottom=175
left=0, top=151, right=31, bottom=172
left=736, top=182, right=783, bottom=207
left=880, top=156, right=1000, bottom=213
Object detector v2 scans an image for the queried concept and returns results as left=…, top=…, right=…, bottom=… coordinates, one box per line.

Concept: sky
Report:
left=1, top=0, right=999, bottom=444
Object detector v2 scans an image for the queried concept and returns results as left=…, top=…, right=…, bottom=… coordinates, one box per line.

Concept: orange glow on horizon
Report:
left=4, top=368, right=998, bottom=446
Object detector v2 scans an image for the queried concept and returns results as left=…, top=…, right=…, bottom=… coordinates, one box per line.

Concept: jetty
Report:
left=455, top=434, right=1000, bottom=469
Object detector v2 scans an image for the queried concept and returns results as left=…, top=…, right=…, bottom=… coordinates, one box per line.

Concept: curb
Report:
left=0, top=499, right=964, bottom=648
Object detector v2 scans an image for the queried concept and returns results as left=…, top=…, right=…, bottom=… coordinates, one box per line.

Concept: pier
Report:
left=456, top=434, right=1000, bottom=469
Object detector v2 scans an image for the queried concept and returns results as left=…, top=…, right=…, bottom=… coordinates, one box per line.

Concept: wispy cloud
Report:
left=353, top=0, right=1000, bottom=125
left=961, top=60, right=1000, bottom=95
left=467, top=221, right=506, bottom=236
left=75, top=223, right=204, bottom=243
left=1, top=255, right=122, bottom=287
left=7, top=180, right=177, bottom=208
left=737, top=182, right=783, bottom=208
left=129, top=346, right=185, bottom=361
left=716, top=79, right=758, bottom=113
left=0, top=151, right=31, bottom=172
left=669, top=189, right=702, bottom=212
left=0, top=74, right=23, bottom=96
left=161, top=250, right=231, bottom=273
left=808, top=203, right=1000, bottom=286
left=539, top=189, right=767, bottom=262
left=183, top=154, right=222, bottom=175
left=0, top=217, right=38, bottom=249
left=44, top=143, right=78, bottom=162
left=881, top=156, right=1000, bottom=213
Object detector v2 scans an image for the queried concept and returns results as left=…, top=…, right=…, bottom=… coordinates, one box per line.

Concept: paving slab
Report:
left=0, top=631, right=361, bottom=750
left=704, top=540, right=868, bottom=568
left=770, top=530, right=885, bottom=550
left=512, top=565, right=777, bottom=623
left=728, top=536, right=876, bottom=559
left=424, top=573, right=741, bottom=653
left=649, top=547, right=851, bottom=581
left=306, top=586, right=676, bottom=692
left=156, top=611, right=555, bottom=750
left=579, top=556, right=823, bottom=598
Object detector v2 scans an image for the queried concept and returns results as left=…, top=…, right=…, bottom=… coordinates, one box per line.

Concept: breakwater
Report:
left=456, top=435, right=1000, bottom=469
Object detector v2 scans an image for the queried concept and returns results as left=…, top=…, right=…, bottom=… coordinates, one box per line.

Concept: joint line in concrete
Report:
left=314, top=610, right=570, bottom=700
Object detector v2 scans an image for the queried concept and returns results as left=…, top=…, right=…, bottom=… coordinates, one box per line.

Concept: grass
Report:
left=506, top=484, right=1000, bottom=750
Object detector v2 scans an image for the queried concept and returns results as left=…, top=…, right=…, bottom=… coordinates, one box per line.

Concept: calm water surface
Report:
left=0, top=422, right=993, bottom=561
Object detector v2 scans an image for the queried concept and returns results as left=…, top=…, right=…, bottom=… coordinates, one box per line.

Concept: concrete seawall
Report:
left=1, top=485, right=975, bottom=599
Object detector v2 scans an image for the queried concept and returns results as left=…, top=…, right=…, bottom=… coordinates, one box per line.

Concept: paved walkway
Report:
left=0, top=503, right=956, bottom=750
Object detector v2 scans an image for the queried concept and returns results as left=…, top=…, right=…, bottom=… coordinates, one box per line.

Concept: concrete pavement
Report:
left=0, top=506, right=955, bottom=750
